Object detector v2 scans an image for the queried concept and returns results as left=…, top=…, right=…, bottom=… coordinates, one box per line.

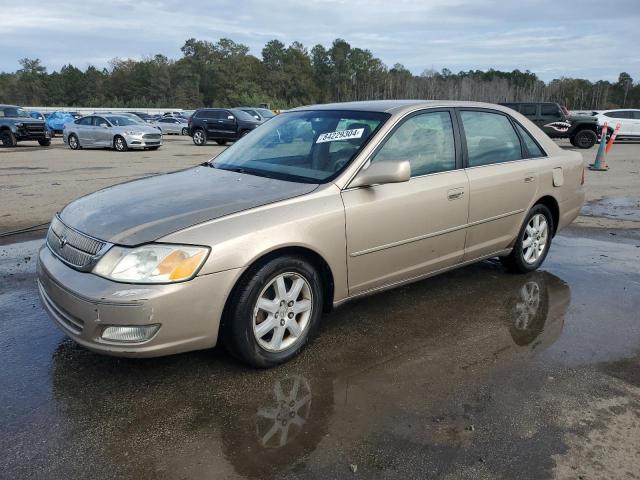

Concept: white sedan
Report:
left=156, top=117, right=189, bottom=135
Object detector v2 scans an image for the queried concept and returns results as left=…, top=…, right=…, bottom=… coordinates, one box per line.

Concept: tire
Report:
left=1, top=130, right=17, bottom=147
left=569, top=136, right=577, bottom=147
left=181, top=127, right=188, bottom=136
left=113, top=135, right=128, bottom=152
left=67, top=134, right=80, bottom=150
left=38, top=138, right=51, bottom=146
left=215, top=140, right=227, bottom=146
left=571, top=129, right=597, bottom=149
left=500, top=204, right=553, bottom=274
left=192, top=129, right=206, bottom=146
left=222, top=255, right=324, bottom=368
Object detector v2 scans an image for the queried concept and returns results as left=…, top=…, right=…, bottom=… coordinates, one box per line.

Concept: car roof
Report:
left=289, top=100, right=522, bottom=116
left=598, top=108, right=640, bottom=112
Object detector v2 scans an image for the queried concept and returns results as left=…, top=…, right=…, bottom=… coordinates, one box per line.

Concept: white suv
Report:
left=595, top=109, right=640, bottom=139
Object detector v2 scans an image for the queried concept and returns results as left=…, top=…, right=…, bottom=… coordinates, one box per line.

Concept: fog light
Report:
left=101, top=325, right=160, bottom=343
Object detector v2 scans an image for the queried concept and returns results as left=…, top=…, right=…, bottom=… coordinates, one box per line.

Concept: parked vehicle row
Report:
left=38, top=100, right=585, bottom=367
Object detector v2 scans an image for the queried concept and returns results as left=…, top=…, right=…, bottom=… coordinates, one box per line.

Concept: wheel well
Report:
left=575, top=124, right=597, bottom=134
left=534, top=196, right=559, bottom=235
left=227, top=246, right=336, bottom=315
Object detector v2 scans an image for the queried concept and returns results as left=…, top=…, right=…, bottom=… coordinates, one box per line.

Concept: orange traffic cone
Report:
left=589, top=121, right=609, bottom=171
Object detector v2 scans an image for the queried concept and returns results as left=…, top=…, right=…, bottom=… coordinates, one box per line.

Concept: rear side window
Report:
left=633, top=111, right=640, bottom=120
left=605, top=111, right=633, bottom=119
left=372, top=111, right=456, bottom=177
left=460, top=111, right=523, bottom=167
left=520, top=104, right=537, bottom=116
left=197, top=110, right=218, bottom=119
left=514, top=123, right=545, bottom=158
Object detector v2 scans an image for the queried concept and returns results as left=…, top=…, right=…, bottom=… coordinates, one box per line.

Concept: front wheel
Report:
left=1, top=130, right=17, bottom=147
left=113, top=135, right=128, bottom=152
left=571, top=129, right=597, bottom=149
left=68, top=134, right=80, bottom=150
left=222, top=255, right=324, bottom=368
left=501, top=204, right=553, bottom=273
left=38, top=139, right=51, bottom=146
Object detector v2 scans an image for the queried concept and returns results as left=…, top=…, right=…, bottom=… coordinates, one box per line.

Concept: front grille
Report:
left=142, top=133, right=161, bottom=140
left=47, top=216, right=108, bottom=270
left=23, top=122, right=45, bottom=134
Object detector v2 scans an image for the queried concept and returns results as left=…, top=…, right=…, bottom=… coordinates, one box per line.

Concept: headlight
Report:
left=93, top=244, right=209, bottom=283
left=15, top=122, right=23, bottom=127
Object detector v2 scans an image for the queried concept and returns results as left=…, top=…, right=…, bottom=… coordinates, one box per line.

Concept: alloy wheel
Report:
left=69, top=135, right=78, bottom=149
left=522, top=213, right=548, bottom=264
left=193, top=130, right=205, bottom=145
left=253, top=272, right=313, bottom=352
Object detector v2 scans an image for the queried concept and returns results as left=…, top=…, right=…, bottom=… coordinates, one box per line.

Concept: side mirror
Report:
left=254, top=115, right=260, bottom=120
left=100, top=123, right=109, bottom=128
left=349, top=160, right=411, bottom=188
left=227, top=115, right=235, bottom=120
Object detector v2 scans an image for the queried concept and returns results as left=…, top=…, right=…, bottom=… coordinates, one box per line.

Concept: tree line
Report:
left=0, top=37, right=638, bottom=111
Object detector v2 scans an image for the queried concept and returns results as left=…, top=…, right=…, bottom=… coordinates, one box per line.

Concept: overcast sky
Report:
left=1, top=0, right=638, bottom=82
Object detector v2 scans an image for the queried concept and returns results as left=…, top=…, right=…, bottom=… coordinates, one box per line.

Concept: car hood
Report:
left=112, top=124, right=161, bottom=134
left=59, top=166, right=318, bottom=246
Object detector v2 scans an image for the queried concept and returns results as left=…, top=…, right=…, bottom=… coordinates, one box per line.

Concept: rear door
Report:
left=633, top=111, right=640, bottom=136
left=457, top=108, right=539, bottom=261
left=75, top=116, right=92, bottom=144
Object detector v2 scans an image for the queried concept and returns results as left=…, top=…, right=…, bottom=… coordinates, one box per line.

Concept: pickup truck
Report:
left=0, top=104, right=51, bottom=147
left=500, top=102, right=599, bottom=149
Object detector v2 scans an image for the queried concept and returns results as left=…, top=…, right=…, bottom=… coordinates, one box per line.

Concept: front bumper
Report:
left=37, top=245, right=240, bottom=357
left=124, top=133, right=163, bottom=149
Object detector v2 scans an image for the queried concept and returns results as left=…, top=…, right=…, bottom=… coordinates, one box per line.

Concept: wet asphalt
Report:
left=1, top=228, right=639, bottom=479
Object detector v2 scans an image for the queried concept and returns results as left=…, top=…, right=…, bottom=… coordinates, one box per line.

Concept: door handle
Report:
left=447, top=189, right=465, bottom=200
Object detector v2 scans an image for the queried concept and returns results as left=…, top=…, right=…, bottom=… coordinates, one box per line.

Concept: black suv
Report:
left=500, top=102, right=599, bottom=149
left=188, top=108, right=262, bottom=146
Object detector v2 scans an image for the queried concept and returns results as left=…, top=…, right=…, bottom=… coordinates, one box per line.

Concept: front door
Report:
left=342, top=109, right=469, bottom=295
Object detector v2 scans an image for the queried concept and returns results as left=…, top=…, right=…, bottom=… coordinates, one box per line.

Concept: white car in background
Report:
left=156, top=116, right=189, bottom=135
left=595, top=109, right=640, bottom=139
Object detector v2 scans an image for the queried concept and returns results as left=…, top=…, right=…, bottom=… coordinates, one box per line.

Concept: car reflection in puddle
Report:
left=46, top=264, right=570, bottom=479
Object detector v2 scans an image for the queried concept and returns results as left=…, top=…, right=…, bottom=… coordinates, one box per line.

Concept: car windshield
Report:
left=256, top=108, right=275, bottom=118
left=230, top=109, right=259, bottom=122
left=0, top=107, right=32, bottom=118
left=211, top=110, right=389, bottom=183
left=105, top=116, right=138, bottom=126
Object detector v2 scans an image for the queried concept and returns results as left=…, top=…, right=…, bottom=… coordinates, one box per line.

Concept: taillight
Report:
left=581, top=168, right=585, bottom=185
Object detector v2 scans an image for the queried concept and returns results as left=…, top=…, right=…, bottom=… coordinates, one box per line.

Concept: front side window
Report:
left=371, top=111, right=456, bottom=177
left=92, top=116, right=109, bottom=127
left=211, top=110, right=389, bottom=183
left=77, top=116, right=93, bottom=126
left=460, top=111, right=523, bottom=167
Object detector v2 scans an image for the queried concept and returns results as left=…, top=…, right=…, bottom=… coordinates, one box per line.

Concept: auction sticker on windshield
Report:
left=316, top=128, right=364, bottom=143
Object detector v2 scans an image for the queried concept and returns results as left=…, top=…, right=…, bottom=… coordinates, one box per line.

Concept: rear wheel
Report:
left=571, top=129, right=597, bottom=149
left=181, top=127, right=188, bottom=135
left=222, top=255, right=324, bottom=368
left=68, top=134, right=80, bottom=150
left=192, top=129, right=206, bottom=146
left=1, top=130, right=17, bottom=147
left=113, top=135, right=128, bottom=152
left=501, top=204, right=553, bottom=273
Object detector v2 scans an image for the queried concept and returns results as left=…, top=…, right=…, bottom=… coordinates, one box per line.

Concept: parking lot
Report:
left=1, top=138, right=639, bottom=479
